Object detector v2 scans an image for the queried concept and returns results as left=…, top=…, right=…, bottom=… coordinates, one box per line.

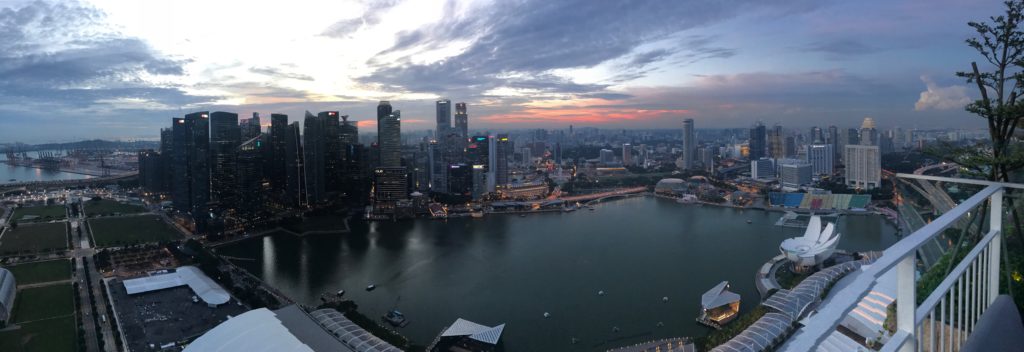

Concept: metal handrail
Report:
left=782, top=181, right=1003, bottom=351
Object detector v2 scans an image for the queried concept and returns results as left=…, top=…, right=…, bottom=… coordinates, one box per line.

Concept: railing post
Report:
left=897, top=255, right=916, bottom=352
left=988, top=189, right=1003, bottom=305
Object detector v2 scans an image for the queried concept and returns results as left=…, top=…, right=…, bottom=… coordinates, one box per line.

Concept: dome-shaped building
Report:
left=654, top=178, right=686, bottom=195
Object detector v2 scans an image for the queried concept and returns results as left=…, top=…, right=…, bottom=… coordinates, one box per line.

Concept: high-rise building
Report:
left=241, top=112, right=261, bottom=141
left=839, top=128, right=860, bottom=163
left=827, top=125, right=840, bottom=162
left=599, top=149, right=615, bottom=164
left=340, top=115, right=358, bottom=145
left=237, top=135, right=265, bottom=216
left=623, top=143, right=633, bottom=167
left=446, top=163, right=472, bottom=196
left=467, top=135, right=490, bottom=170
left=751, top=158, right=776, bottom=180
left=436, top=99, right=452, bottom=140
left=373, top=167, right=407, bottom=213
left=749, top=123, right=767, bottom=160
left=210, top=111, right=241, bottom=210
left=171, top=112, right=210, bottom=230
left=284, top=122, right=305, bottom=207
left=377, top=102, right=402, bottom=168
left=454, top=102, right=468, bottom=138
left=807, top=144, right=834, bottom=176
left=269, top=113, right=288, bottom=193
left=495, top=134, right=510, bottom=188
left=682, top=118, right=696, bottom=170
left=768, top=125, right=785, bottom=159
left=845, top=144, right=881, bottom=190
left=779, top=161, right=812, bottom=188
left=301, top=111, right=341, bottom=204
left=784, top=136, right=797, bottom=158
left=428, top=140, right=447, bottom=193
left=320, top=111, right=342, bottom=194
left=859, top=117, right=878, bottom=146
left=339, top=115, right=361, bottom=197
left=138, top=149, right=163, bottom=193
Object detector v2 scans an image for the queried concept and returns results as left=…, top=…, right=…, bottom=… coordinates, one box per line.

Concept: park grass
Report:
left=0, top=315, right=77, bottom=352
left=10, top=205, right=66, bottom=222
left=83, top=199, right=145, bottom=217
left=0, top=222, right=68, bottom=254
left=89, top=215, right=181, bottom=247
left=12, top=283, right=74, bottom=323
left=6, top=260, right=71, bottom=285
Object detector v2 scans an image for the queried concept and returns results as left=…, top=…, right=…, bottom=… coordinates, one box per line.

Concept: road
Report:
left=70, top=202, right=118, bottom=352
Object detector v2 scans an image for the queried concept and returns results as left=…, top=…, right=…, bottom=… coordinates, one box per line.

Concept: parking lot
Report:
left=107, top=279, right=248, bottom=351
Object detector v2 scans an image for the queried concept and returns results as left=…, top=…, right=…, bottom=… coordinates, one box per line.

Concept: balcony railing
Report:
left=783, top=174, right=1023, bottom=352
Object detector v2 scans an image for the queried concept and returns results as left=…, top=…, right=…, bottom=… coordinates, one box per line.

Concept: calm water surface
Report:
left=218, top=197, right=898, bottom=351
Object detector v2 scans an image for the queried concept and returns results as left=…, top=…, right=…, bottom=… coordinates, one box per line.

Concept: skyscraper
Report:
left=623, top=143, right=633, bottom=167
left=377, top=101, right=402, bottom=167
left=171, top=112, right=210, bottom=231
left=845, top=144, right=881, bottom=190
left=454, top=102, right=468, bottom=138
left=436, top=99, right=452, bottom=139
left=749, top=122, right=766, bottom=160
left=827, top=125, right=840, bottom=162
left=428, top=140, right=447, bottom=193
left=768, top=125, right=785, bottom=159
left=859, top=117, right=878, bottom=146
left=237, top=135, right=265, bottom=216
left=681, top=118, right=696, bottom=170
left=806, top=144, right=834, bottom=176
left=285, top=121, right=305, bottom=207
left=210, top=111, right=240, bottom=210
left=241, top=112, right=261, bottom=141
left=269, top=113, right=288, bottom=193
left=340, top=115, right=359, bottom=145
left=495, top=134, right=510, bottom=188
left=320, top=111, right=342, bottom=194
left=302, top=111, right=341, bottom=205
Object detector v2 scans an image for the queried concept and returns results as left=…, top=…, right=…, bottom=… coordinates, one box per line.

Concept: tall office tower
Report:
left=845, top=144, right=881, bottom=190
left=269, top=114, right=288, bottom=192
left=339, top=115, right=361, bottom=194
left=554, top=142, right=562, bottom=165
left=303, top=111, right=327, bottom=205
left=428, top=140, right=447, bottom=193
left=373, top=166, right=408, bottom=213
left=623, top=143, right=633, bottom=166
left=237, top=135, right=264, bottom=217
left=600, top=149, right=615, bottom=164
left=170, top=112, right=210, bottom=229
left=839, top=128, right=860, bottom=163
left=779, top=161, right=812, bottom=188
left=436, top=99, right=452, bottom=139
left=681, top=118, right=696, bottom=170
left=768, top=125, right=785, bottom=159
left=454, top=102, right=468, bottom=138
left=467, top=135, right=490, bottom=168
left=700, top=147, right=716, bottom=173
left=138, top=150, right=163, bottom=193
left=284, top=122, right=306, bottom=207
left=784, top=136, right=797, bottom=157
left=159, top=128, right=173, bottom=192
left=241, top=112, right=262, bottom=141
left=638, top=144, right=648, bottom=167
left=318, top=111, right=342, bottom=194
left=751, top=158, right=776, bottom=180
left=859, top=117, right=878, bottom=146
left=340, top=115, right=359, bottom=145
left=210, top=111, right=241, bottom=210
left=471, top=164, right=487, bottom=200
left=749, top=122, right=767, bottom=160
left=806, top=144, right=834, bottom=176
left=446, top=163, right=472, bottom=196
left=377, top=102, right=402, bottom=167
left=827, top=125, right=840, bottom=161
left=495, top=134, right=510, bottom=188
left=809, top=126, right=823, bottom=143
left=486, top=136, right=497, bottom=192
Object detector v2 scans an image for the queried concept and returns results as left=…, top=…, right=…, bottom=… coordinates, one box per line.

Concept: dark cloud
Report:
left=802, top=38, right=880, bottom=57
left=356, top=0, right=805, bottom=99
left=0, top=0, right=207, bottom=110
left=321, top=0, right=401, bottom=38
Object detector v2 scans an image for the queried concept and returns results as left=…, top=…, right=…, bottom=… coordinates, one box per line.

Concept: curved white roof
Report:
left=440, top=318, right=506, bottom=345
left=780, top=216, right=840, bottom=266
left=0, top=268, right=15, bottom=318
left=701, top=281, right=741, bottom=309
left=185, top=308, right=314, bottom=352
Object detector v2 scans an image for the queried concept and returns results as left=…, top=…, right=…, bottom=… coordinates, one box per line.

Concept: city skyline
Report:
left=0, top=0, right=1000, bottom=143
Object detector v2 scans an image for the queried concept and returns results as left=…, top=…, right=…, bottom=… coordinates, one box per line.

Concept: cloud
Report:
left=320, top=0, right=401, bottom=38
left=249, top=66, right=315, bottom=81
left=0, top=0, right=207, bottom=110
left=914, top=76, right=971, bottom=111
left=802, top=38, right=880, bottom=57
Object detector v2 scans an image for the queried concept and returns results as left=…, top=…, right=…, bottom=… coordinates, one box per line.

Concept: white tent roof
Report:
left=184, top=308, right=314, bottom=352
left=440, top=318, right=506, bottom=345
left=122, top=266, right=230, bottom=305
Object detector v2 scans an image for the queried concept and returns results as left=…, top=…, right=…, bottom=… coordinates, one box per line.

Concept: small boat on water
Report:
left=336, top=289, right=345, bottom=296
left=366, top=284, right=376, bottom=291
left=543, top=312, right=551, bottom=318
left=746, top=219, right=752, bottom=224
left=519, top=214, right=527, bottom=217
left=383, top=310, right=408, bottom=327
left=470, top=211, right=484, bottom=218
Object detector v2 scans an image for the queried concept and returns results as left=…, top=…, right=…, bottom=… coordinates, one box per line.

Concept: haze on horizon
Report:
left=0, top=0, right=999, bottom=143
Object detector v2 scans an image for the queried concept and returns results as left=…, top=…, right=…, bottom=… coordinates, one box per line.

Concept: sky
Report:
left=0, top=0, right=1005, bottom=143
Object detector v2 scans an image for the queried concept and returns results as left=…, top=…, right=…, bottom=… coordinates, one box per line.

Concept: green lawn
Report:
left=0, top=223, right=68, bottom=254
left=10, top=205, right=66, bottom=223
left=12, top=283, right=74, bottom=323
left=0, top=315, right=77, bottom=352
left=89, top=215, right=181, bottom=247
left=83, top=199, right=145, bottom=217
left=6, top=260, right=71, bottom=285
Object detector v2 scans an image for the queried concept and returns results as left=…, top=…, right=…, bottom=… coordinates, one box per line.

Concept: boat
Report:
left=336, top=289, right=345, bottom=296
left=383, top=310, right=408, bottom=327
left=543, top=312, right=551, bottom=318
left=470, top=211, right=484, bottom=218
left=519, top=214, right=527, bottom=217
left=366, top=284, right=376, bottom=291
left=598, top=290, right=605, bottom=296
left=588, top=207, right=595, bottom=211
left=746, top=219, right=752, bottom=224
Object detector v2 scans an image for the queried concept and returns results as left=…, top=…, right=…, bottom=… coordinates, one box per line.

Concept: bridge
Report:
left=559, top=186, right=648, bottom=203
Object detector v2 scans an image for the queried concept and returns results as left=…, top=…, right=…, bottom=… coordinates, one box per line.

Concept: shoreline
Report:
left=2, top=160, right=131, bottom=178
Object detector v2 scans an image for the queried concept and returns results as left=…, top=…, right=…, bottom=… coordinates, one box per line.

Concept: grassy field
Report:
left=10, top=205, right=66, bottom=222
left=12, top=283, right=75, bottom=323
left=89, top=215, right=181, bottom=247
left=84, top=199, right=146, bottom=217
left=6, top=260, right=71, bottom=285
left=0, top=315, right=77, bottom=352
left=0, top=222, right=68, bottom=254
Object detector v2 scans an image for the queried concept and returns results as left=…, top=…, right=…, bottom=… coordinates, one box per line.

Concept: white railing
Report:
left=784, top=174, right=1023, bottom=352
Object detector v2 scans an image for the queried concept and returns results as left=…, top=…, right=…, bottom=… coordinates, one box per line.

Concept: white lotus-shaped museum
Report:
left=780, top=215, right=840, bottom=270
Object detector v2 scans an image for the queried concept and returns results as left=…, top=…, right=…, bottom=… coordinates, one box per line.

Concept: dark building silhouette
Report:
left=237, top=135, right=265, bottom=217
left=269, top=113, right=288, bottom=193
left=495, top=134, right=510, bottom=188
left=377, top=102, right=401, bottom=168
left=210, top=111, right=241, bottom=210
left=285, top=121, right=305, bottom=208
left=138, top=149, right=163, bottom=193
left=171, top=112, right=210, bottom=231
left=454, top=102, right=468, bottom=139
